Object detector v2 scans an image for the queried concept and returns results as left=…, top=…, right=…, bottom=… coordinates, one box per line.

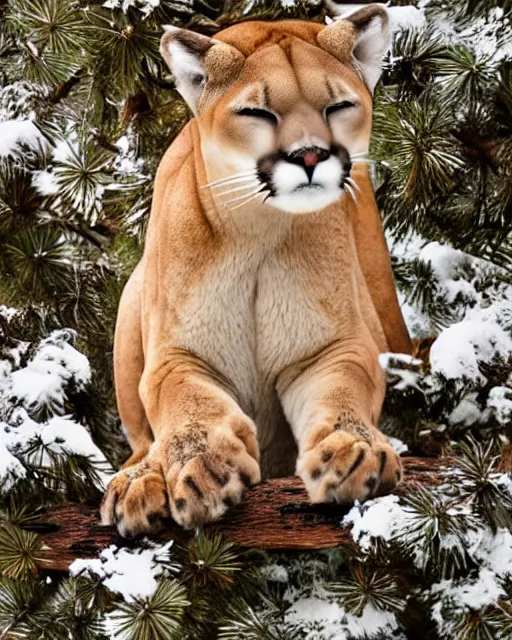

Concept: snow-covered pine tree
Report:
left=0, top=0, right=511, bottom=638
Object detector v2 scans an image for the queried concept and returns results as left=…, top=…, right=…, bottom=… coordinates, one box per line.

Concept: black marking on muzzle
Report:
left=256, top=144, right=354, bottom=194
left=257, top=151, right=284, bottom=197
left=331, top=144, right=352, bottom=176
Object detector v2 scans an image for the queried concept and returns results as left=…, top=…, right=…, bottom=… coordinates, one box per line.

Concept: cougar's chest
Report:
left=254, top=253, right=334, bottom=378
left=177, top=248, right=334, bottom=413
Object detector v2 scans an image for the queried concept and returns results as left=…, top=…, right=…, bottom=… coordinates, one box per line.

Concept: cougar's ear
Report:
left=318, top=4, right=390, bottom=94
left=160, top=26, right=244, bottom=114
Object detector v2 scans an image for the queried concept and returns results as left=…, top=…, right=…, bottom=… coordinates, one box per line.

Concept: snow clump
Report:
left=70, top=540, right=176, bottom=602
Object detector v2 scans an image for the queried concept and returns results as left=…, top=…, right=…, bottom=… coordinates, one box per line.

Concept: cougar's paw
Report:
left=100, top=460, right=170, bottom=538
left=165, top=421, right=261, bottom=529
left=297, top=429, right=402, bottom=505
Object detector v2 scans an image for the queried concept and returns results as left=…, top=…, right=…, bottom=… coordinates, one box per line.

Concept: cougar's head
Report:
left=160, top=6, right=390, bottom=214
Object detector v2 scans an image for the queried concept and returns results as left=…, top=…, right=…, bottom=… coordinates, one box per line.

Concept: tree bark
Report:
left=30, top=456, right=446, bottom=572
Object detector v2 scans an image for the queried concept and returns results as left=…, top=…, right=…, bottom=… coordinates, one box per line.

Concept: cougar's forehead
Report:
left=207, top=38, right=372, bottom=150
left=288, top=38, right=370, bottom=107
left=233, top=45, right=303, bottom=112
left=212, top=19, right=324, bottom=56
left=216, top=39, right=369, bottom=110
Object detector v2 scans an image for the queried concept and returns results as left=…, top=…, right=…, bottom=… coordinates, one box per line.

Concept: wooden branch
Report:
left=30, top=457, right=446, bottom=572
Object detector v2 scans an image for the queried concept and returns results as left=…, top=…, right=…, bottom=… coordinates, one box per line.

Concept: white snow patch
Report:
left=261, top=564, right=289, bottom=583
left=379, top=352, right=423, bottom=391
left=387, top=6, right=426, bottom=32
left=0, top=439, right=26, bottom=488
left=286, top=596, right=399, bottom=639
left=430, top=568, right=505, bottom=635
left=430, top=321, right=512, bottom=382
left=419, top=241, right=471, bottom=282
left=448, top=392, right=489, bottom=427
left=70, top=541, right=175, bottom=602
left=344, top=494, right=475, bottom=572
left=345, top=605, right=398, bottom=637
left=37, top=415, right=107, bottom=459
left=0, top=328, right=112, bottom=488
left=52, top=138, right=74, bottom=163
left=1, top=410, right=112, bottom=487
left=343, top=494, right=404, bottom=549
left=387, top=230, right=425, bottom=262
left=456, top=9, right=512, bottom=64
left=388, top=436, right=409, bottom=455
left=0, top=120, right=48, bottom=158
left=0, top=82, right=40, bottom=122
left=465, top=294, right=512, bottom=333
left=455, top=568, right=505, bottom=608
left=487, top=387, right=512, bottom=426
left=327, top=3, right=425, bottom=33
left=32, top=170, right=60, bottom=196
left=116, top=135, right=130, bottom=154
left=103, top=0, right=162, bottom=14
left=112, top=133, right=144, bottom=175
left=10, top=333, right=91, bottom=412
left=397, top=291, right=435, bottom=338
left=470, top=527, right=512, bottom=578
left=286, top=596, right=343, bottom=634
left=0, top=306, right=19, bottom=322
left=419, top=242, right=476, bottom=305
left=344, top=491, right=512, bottom=630
left=389, top=232, right=512, bottom=344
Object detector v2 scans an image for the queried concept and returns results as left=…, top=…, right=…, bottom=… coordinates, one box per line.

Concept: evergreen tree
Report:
left=0, top=1, right=511, bottom=638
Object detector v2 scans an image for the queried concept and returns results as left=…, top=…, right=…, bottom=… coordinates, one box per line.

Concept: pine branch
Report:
left=23, top=458, right=445, bottom=571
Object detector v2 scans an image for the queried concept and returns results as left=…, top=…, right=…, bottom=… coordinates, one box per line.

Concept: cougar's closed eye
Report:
left=325, top=101, right=356, bottom=117
left=236, top=107, right=278, bottom=124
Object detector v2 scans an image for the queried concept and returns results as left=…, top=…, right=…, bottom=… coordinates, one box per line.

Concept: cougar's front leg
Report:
left=101, top=358, right=260, bottom=535
left=279, top=341, right=401, bottom=505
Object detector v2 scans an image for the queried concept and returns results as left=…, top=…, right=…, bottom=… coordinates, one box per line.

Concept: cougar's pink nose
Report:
left=303, top=151, right=320, bottom=167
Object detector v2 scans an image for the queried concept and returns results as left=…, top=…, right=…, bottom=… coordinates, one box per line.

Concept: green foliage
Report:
left=4, top=227, right=77, bottom=302
left=40, top=576, right=109, bottom=640
left=0, top=575, right=110, bottom=639
left=108, top=579, right=189, bottom=640
left=373, top=6, right=512, bottom=265
left=53, top=140, right=114, bottom=219
left=329, top=564, right=405, bottom=616
left=9, top=0, right=90, bottom=56
left=185, top=531, right=243, bottom=589
left=375, top=95, right=464, bottom=204
left=218, top=600, right=301, bottom=640
left=85, top=10, right=161, bottom=99
left=398, top=485, right=481, bottom=577
left=0, top=578, right=49, bottom=637
left=0, top=0, right=511, bottom=639
left=0, top=525, right=45, bottom=580
left=445, top=603, right=512, bottom=640
left=455, top=438, right=512, bottom=532
left=176, top=533, right=264, bottom=638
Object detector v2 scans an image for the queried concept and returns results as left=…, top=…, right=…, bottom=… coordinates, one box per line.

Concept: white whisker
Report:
left=228, top=189, right=269, bottom=211
left=202, top=169, right=257, bottom=189
left=216, top=181, right=260, bottom=197
left=209, top=175, right=259, bottom=190
left=224, top=185, right=266, bottom=205
left=344, top=182, right=357, bottom=203
left=345, top=176, right=360, bottom=192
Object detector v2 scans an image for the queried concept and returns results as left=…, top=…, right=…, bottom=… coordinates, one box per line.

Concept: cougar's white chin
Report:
left=268, top=188, right=342, bottom=214
left=268, top=155, right=344, bottom=214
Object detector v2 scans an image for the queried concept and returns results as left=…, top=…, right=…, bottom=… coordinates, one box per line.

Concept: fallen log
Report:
left=30, top=456, right=446, bottom=571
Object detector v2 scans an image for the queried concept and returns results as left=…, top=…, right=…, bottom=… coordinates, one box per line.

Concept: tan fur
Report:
left=101, top=14, right=411, bottom=536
